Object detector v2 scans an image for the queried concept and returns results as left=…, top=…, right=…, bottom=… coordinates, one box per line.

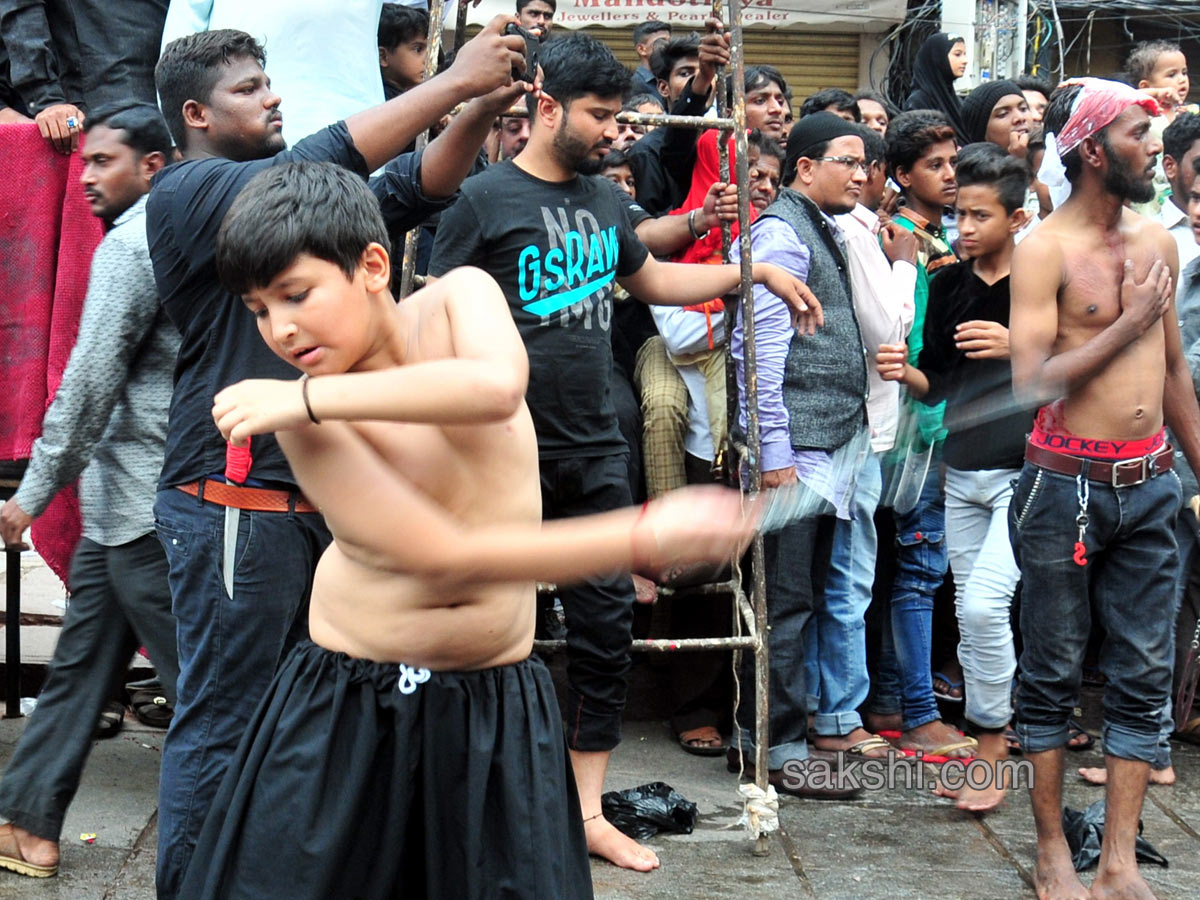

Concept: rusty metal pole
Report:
left=725, top=0, right=771, bottom=859
left=398, top=0, right=448, bottom=299
left=453, top=0, right=470, bottom=54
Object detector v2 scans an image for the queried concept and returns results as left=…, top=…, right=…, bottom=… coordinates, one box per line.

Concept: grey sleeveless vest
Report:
left=758, top=189, right=867, bottom=451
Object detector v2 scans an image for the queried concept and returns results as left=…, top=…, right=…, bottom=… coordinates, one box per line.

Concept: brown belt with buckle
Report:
left=1025, top=441, right=1174, bottom=487
left=176, top=479, right=318, bottom=513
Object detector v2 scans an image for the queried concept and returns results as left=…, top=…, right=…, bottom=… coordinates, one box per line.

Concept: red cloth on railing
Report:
left=0, top=124, right=104, bottom=588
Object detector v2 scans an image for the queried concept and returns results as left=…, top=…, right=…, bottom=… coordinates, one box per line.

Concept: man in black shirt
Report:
left=147, top=21, right=529, bottom=898
left=430, top=32, right=816, bottom=873
left=0, top=0, right=168, bottom=152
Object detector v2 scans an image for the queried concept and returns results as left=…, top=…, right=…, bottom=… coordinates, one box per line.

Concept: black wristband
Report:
left=300, top=374, right=320, bottom=425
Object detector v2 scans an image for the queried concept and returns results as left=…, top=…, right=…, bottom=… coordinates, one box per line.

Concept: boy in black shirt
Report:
left=430, top=33, right=817, bottom=872
left=877, top=143, right=1036, bottom=812
left=147, top=21, right=531, bottom=898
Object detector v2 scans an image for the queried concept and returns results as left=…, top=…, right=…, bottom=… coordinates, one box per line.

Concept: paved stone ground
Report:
left=3, top=669, right=1200, bottom=899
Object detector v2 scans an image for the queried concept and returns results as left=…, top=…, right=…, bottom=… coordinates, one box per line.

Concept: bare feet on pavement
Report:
left=1078, top=765, right=1175, bottom=786
left=1034, top=841, right=1092, bottom=900
left=1091, top=865, right=1161, bottom=900
left=934, top=731, right=1009, bottom=812
left=586, top=816, right=660, bottom=871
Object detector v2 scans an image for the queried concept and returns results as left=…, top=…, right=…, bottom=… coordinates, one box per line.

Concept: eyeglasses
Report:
left=812, top=156, right=869, bottom=173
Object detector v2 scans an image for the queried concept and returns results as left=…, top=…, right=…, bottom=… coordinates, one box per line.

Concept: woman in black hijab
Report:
left=961, top=80, right=1030, bottom=151
left=904, top=33, right=970, bottom=142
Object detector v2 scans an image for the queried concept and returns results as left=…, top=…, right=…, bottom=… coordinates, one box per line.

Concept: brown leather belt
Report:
left=1025, top=441, right=1173, bottom=488
left=176, top=479, right=318, bottom=513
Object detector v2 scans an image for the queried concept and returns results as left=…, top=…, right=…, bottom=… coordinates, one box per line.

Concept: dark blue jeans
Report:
left=153, top=488, right=330, bottom=900
left=872, top=463, right=947, bottom=731
left=1009, top=461, right=1179, bottom=763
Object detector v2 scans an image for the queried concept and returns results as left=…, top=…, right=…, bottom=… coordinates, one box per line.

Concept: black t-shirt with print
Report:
left=429, top=161, right=650, bottom=459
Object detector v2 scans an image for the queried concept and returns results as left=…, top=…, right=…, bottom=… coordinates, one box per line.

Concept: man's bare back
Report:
left=280, top=288, right=545, bottom=671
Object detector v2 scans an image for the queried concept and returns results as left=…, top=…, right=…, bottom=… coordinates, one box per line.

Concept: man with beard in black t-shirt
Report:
left=430, top=32, right=819, bottom=873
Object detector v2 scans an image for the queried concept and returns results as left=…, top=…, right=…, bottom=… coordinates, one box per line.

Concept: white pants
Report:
left=945, top=466, right=1022, bottom=730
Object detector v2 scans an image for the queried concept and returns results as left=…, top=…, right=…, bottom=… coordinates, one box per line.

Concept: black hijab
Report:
left=904, top=33, right=969, bottom=143
left=961, top=80, right=1024, bottom=144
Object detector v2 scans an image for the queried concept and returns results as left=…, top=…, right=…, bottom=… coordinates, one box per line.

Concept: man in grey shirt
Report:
left=0, top=104, right=179, bottom=880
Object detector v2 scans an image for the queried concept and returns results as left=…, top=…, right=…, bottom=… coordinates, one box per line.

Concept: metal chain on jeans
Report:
left=1073, top=473, right=1090, bottom=567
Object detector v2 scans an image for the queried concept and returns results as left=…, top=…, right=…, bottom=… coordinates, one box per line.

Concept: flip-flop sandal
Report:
left=0, top=828, right=58, bottom=878
left=93, top=700, right=125, bottom=740
left=677, top=726, right=726, bottom=757
left=931, top=671, right=965, bottom=703
left=842, top=735, right=895, bottom=758
left=1066, top=719, right=1096, bottom=752
left=130, top=689, right=173, bottom=729
left=878, top=730, right=978, bottom=764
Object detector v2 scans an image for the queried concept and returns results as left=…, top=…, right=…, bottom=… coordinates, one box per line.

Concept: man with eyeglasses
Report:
left=728, top=112, right=877, bottom=796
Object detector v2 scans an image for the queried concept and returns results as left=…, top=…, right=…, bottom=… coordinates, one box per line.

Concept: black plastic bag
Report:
left=1062, top=800, right=1169, bottom=871
left=600, top=781, right=698, bottom=840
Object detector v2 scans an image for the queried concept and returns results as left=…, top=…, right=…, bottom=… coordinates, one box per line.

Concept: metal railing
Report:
left=401, top=0, right=774, bottom=856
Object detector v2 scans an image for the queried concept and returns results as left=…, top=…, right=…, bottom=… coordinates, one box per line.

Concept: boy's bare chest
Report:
left=354, top=421, right=468, bottom=508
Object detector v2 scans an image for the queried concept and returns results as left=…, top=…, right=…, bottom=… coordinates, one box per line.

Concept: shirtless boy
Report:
left=1010, top=79, right=1200, bottom=900
left=174, top=161, right=756, bottom=900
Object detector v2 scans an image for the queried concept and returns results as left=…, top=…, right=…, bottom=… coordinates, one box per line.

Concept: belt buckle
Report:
left=1110, top=456, right=1149, bottom=487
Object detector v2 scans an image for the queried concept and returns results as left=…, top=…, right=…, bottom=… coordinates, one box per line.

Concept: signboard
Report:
left=465, top=0, right=906, bottom=33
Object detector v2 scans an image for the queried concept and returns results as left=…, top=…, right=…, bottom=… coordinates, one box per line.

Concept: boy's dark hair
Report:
left=84, top=103, right=174, bottom=158
left=885, top=109, right=956, bottom=178
left=1013, top=74, right=1053, bottom=99
left=800, top=88, right=859, bottom=121
left=745, top=65, right=788, bottom=99
left=954, top=141, right=1030, bottom=213
left=532, top=33, right=630, bottom=116
left=624, top=91, right=664, bottom=113
left=1044, top=82, right=1090, bottom=182
left=156, top=29, right=266, bottom=148
left=747, top=127, right=785, bottom=165
left=216, top=162, right=389, bottom=296
left=1164, top=111, right=1200, bottom=162
left=650, top=35, right=700, bottom=83
left=1126, top=40, right=1182, bottom=85
left=853, top=88, right=897, bottom=117
left=598, top=148, right=631, bottom=171
left=516, top=0, right=555, bottom=13
left=632, top=20, right=670, bottom=46
left=378, top=3, right=428, bottom=51
left=856, top=124, right=887, bottom=167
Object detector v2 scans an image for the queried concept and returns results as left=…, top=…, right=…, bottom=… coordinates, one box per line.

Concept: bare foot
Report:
left=632, top=574, right=657, bottom=605
left=1077, top=766, right=1176, bottom=786
left=1091, top=865, right=1161, bottom=900
left=811, top=727, right=891, bottom=758
left=864, top=711, right=902, bottom=733
left=1033, top=842, right=1091, bottom=900
left=933, top=732, right=1008, bottom=813
left=900, top=720, right=976, bottom=758
left=585, top=816, right=660, bottom=871
left=0, top=823, right=59, bottom=877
